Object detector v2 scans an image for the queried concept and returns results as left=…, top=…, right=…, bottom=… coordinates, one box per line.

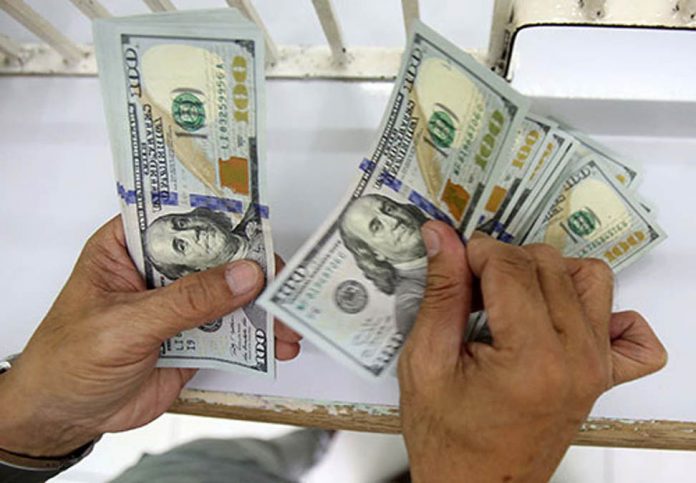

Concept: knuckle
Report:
left=656, top=346, right=669, bottom=370
left=584, top=258, right=614, bottom=285
left=524, top=243, right=562, bottom=262
left=489, top=245, right=537, bottom=277
left=423, top=270, right=465, bottom=306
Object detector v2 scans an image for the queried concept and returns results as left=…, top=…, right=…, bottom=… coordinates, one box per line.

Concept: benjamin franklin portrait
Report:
left=338, top=193, right=429, bottom=335
left=144, top=205, right=264, bottom=281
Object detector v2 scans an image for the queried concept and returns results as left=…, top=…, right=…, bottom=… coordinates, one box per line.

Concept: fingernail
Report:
left=225, top=261, right=260, bottom=295
left=421, top=225, right=441, bottom=258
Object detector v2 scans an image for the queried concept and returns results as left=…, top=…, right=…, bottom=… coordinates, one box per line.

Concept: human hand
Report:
left=0, top=216, right=301, bottom=458
left=274, top=255, right=303, bottom=360
left=398, top=222, right=667, bottom=483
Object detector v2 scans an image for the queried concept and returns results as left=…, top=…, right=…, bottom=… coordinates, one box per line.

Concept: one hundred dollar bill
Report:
left=468, top=153, right=665, bottom=342
left=520, top=156, right=665, bottom=272
left=369, top=22, right=530, bottom=238
left=498, top=128, right=576, bottom=242
left=478, top=114, right=556, bottom=234
left=94, top=11, right=275, bottom=376
left=553, top=119, right=642, bottom=189
left=259, top=21, right=529, bottom=378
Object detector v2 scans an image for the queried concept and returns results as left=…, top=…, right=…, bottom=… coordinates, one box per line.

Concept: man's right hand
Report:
left=398, top=221, right=667, bottom=483
left=0, top=217, right=301, bottom=461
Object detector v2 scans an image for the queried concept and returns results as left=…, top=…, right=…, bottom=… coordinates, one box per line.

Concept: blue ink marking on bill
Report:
left=493, top=221, right=507, bottom=236
left=408, top=190, right=451, bottom=224
left=359, top=158, right=376, bottom=173
left=151, top=191, right=178, bottom=206
left=190, top=194, right=243, bottom=213
left=379, top=172, right=403, bottom=192
left=117, top=182, right=136, bottom=204
left=254, top=204, right=270, bottom=219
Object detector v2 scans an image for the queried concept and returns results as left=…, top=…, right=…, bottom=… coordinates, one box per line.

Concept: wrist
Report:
left=406, top=434, right=563, bottom=483
left=0, top=368, right=95, bottom=458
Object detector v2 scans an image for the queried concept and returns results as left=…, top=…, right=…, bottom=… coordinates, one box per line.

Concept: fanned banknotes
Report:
left=259, top=22, right=530, bottom=378
left=94, top=10, right=275, bottom=376
left=520, top=157, right=664, bottom=271
left=260, top=21, right=666, bottom=379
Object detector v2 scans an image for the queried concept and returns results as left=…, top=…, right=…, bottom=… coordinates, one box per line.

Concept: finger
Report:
left=523, top=244, right=587, bottom=341
left=609, top=311, right=668, bottom=386
left=564, top=258, right=614, bottom=345
left=401, top=221, right=472, bottom=378
left=275, top=254, right=285, bottom=274
left=272, top=256, right=303, bottom=342
left=275, top=340, right=301, bottom=361
left=467, top=232, right=553, bottom=348
left=72, top=215, right=147, bottom=294
left=275, top=319, right=302, bottom=343
left=81, top=215, right=128, bottom=259
left=131, top=260, right=264, bottom=341
left=270, top=256, right=302, bottom=343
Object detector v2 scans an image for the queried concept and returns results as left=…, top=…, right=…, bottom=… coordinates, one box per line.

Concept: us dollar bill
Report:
left=468, top=153, right=666, bottom=342
left=94, top=11, right=275, bottom=376
left=259, top=21, right=529, bottom=378
left=498, top=128, right=576, bottom=242
left=478, top=114, right=556, bottom=235
left=520, top=156, right=666, bottom=272
left=370, top=23, right=530, bottom=238
left=553, top=119, right=642, bottom=189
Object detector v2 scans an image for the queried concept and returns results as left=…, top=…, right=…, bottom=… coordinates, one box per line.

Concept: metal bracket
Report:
left=488, top=0, right=696, bottom=80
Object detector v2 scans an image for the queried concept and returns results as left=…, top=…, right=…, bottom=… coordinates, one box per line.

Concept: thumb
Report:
left=609, top=310, right=668, bottom=386
left=401, top=221, right=472, bottom=377
left=132, top=260, right=264, bottom=341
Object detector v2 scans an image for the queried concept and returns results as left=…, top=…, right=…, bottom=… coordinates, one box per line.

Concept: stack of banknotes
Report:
left=259, top=21, right=666, bottom=378
left=94, top=10, right=276, bottom=377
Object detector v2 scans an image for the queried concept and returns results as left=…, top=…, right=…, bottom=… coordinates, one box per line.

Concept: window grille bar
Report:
left=401, top=0, right=420, bottom=35
left=225, top=0, right=278, bottom=65
left=677, top=0, right=696, bottom=21
left=0, top=33, right=23, bottom=61
left=0, top=0, right=82, bottom=62
left=488, top=0, right=513, bottom=71
left=68, top=0, right=111, bottom=20
left=143, top=0, right=176, bottom=13
left=311, top=0, right=347, bottom=62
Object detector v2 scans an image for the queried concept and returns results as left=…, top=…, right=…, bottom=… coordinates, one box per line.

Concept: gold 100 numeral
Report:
left=511, top=130, right=540, bottom=169
left=231, top=56, right=250, bottom=123
left=474, top=110, right=505, bottom=171
left=603, top=230, right=645, bottom=264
